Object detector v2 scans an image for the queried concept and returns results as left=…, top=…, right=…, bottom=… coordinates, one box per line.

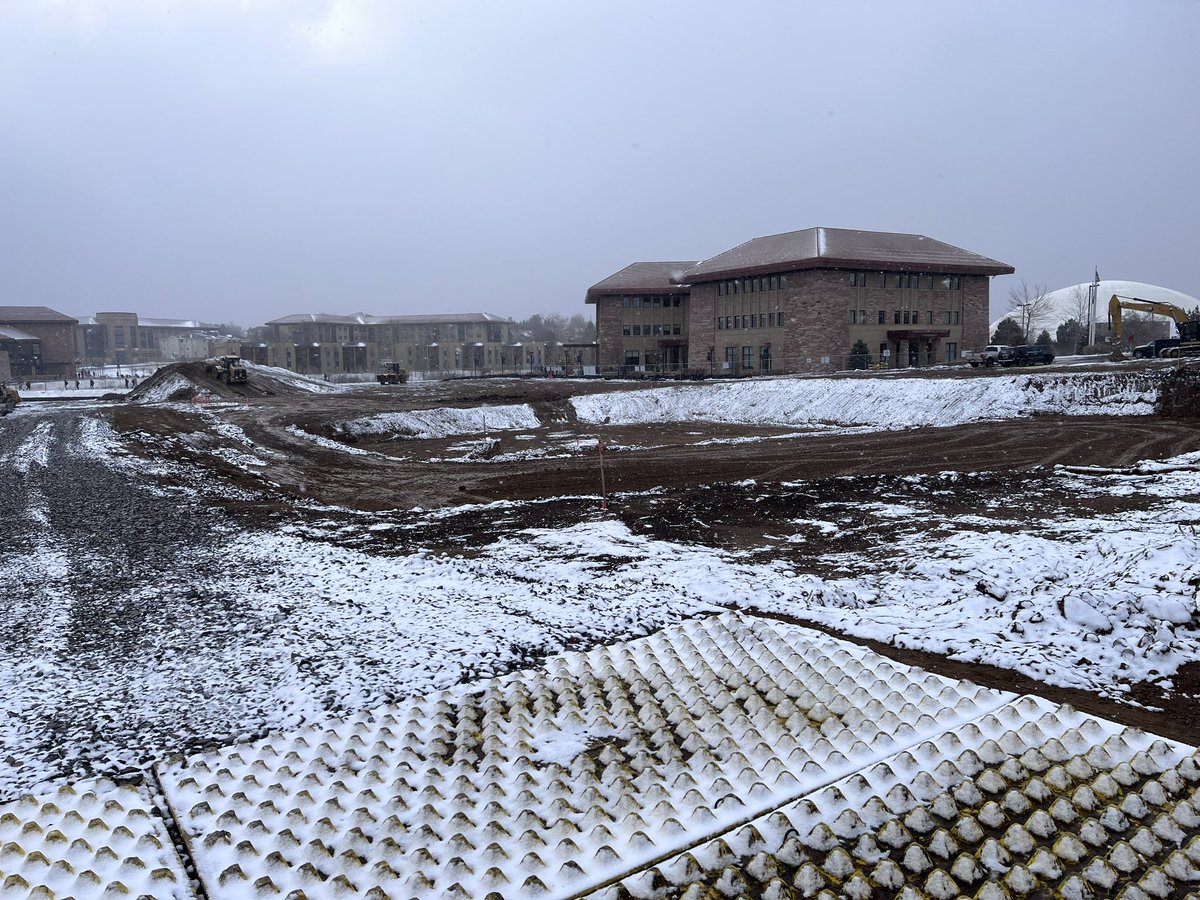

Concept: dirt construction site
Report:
left=3, top=360, right=1200, bottom=898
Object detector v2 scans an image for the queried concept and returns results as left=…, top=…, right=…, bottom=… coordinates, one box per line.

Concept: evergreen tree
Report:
left=1056, top=318, right=1086, bottom=355
left=848, top=339, right=871, bottom=370
left=1034, top=329, right=1053, bottom=346
left=991, top=317, right=1025, bottom=345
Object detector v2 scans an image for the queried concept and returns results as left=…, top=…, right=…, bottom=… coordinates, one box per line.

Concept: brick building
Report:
left=0, top=306, right=79, bottom=378
left=589, top=228, right=1013, bottom=375
left=585, top=262, right=697, bottom=372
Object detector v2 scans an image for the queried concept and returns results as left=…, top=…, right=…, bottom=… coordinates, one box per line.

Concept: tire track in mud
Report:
left=0, top=408, right=298, bottom=801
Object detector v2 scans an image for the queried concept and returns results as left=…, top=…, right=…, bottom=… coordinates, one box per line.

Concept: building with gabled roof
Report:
left=586, top=228, right=1013, bottom=375
left=0, top=306, right=79, bottom=377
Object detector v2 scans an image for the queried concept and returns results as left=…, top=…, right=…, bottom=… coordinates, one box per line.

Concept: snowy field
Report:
left=2, top=369, right=1199, bottom=896
left=571, top=370, right=1159, bottom=430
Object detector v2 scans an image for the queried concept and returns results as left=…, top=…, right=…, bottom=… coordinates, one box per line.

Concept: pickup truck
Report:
left=1132, top=338, right=1180, bottom=359
left=1009, top=344, right=1055, bottom=366
left=963, top=345, right=1013, bottom=367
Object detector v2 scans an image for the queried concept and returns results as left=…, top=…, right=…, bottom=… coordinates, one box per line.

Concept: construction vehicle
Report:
left=204, top=355, right=249, bottom=384
left=1108, top=294, right=1200, bottom=360
left=376, top=361, right=409, bottom=384
left=0, top=383, right=19, bottom=416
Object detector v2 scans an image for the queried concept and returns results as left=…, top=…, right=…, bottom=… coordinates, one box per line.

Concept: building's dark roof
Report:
left=265, top=312, right=511, bottom=326
left=585, top=262, right=699, bottom=302
left=678, top=228, right=1014, bottom=282
left=0, top=306, right=78, bottom=325
left=0, top=325, right=40, bottom=342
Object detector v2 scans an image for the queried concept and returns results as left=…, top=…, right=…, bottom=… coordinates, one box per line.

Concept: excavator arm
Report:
left=1108, top=294, right=1195, bottom=360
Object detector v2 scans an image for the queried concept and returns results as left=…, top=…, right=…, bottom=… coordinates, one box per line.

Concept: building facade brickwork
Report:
left=962, top=276, right=990, bottom=352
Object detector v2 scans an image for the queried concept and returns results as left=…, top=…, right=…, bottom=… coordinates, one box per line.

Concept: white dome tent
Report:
left=989, top=280, right=1200, bottom=346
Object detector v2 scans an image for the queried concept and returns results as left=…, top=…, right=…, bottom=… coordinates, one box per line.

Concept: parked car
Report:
left=1009, top=345, right=1055, bottom=366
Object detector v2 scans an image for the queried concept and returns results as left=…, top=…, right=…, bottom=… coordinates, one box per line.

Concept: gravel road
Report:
left=0, top=405, right=292, bottom=801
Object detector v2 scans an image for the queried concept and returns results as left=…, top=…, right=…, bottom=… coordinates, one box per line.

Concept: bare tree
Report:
left=1007, top=280, right=1055, bottom=344
left=1066, top=284, right=1092, bottom=325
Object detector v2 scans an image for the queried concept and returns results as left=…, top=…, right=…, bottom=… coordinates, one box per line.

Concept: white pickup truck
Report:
left=961, top=345, right=1014, bottom=367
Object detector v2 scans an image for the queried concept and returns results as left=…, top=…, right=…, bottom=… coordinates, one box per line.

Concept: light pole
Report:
left=1087, top=269, right=1100, bottom=349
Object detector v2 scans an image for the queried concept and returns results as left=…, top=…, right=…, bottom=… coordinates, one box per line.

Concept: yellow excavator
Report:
left=1108, top=294, right=1200, bottom=360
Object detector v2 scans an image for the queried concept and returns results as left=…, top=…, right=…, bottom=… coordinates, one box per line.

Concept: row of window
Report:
left=848, top=310, right=962, bottom=325
left=620, top=295, right=684, bottom=308
left=717, top=312, right=786, bottom=330
left=717, top=274, right=789, bottom=297
left=849, top=272, right=962, bottom=290
left=623, top=323, right=683, bottom=336
left=724, top=345, right=771, bottom=369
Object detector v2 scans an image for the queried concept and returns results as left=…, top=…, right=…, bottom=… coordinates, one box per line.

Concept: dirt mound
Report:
left=127, top=362, right=337, bottom=404
left=126, top=362, right=214, bottom=403
left=1156, top=366, right=1200, bottom=418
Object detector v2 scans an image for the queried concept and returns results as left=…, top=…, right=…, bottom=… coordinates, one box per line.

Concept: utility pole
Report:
left=1087, top=268, right=1100, bottom=349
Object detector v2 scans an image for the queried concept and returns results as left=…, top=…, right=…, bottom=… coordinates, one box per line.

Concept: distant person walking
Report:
left=89, top=378, right=95, bottom=388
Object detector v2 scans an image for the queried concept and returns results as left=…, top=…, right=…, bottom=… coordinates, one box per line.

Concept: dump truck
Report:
left=376, top=361, right=409, bottom=384
left=204, top=355, right=249, bottom=384
left=1108, top=295, right=1200, bottom=360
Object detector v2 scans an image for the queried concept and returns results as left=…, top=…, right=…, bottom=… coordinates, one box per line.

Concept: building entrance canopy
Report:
left=886, top=329, right=951, bottom=341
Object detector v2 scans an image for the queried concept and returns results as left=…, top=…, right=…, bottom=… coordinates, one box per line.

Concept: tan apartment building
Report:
left=262, top=312, right=552, bottom=376
left=588, top=228, right=1014, bottom=375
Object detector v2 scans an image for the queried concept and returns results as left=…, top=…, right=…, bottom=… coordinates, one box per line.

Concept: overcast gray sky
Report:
left=1, top=0, right=1196, bottom=327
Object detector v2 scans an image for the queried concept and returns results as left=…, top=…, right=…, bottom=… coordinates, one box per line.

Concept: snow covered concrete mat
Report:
left=600, top=696, right=1200, bottom=899
left=155, top=613, right=1011, bottom=898
left=0, top=778, right=191, bottom=899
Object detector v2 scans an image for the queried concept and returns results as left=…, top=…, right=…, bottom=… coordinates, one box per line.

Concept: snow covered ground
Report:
left=2, top=370, right=1199, bottom=896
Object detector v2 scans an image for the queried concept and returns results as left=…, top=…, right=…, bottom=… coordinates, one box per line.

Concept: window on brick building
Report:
left=622, top=325, right=631, bottom=335
left=946, top=342, right=958, bottom=362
